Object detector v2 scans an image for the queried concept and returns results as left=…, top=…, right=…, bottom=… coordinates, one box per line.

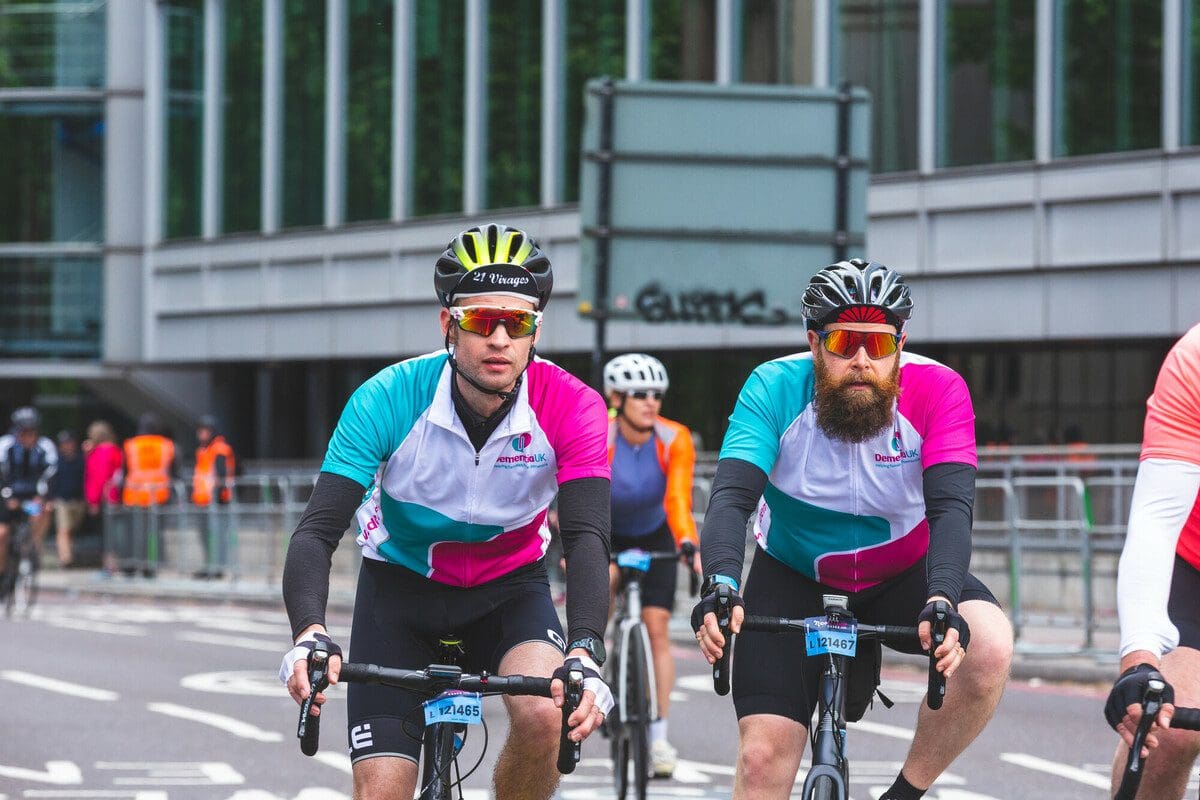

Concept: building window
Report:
left=1184, top=1, right=1200, bottom=145
left=741, top=0, right=814, bottom=85
left=0, top=256, right=102, bottom=358
left=651, top=0, right=716, bottom=81
left=165, top=1, right=204, bottom=240
left=564, top=0, right=624, bottom=204
left=0, top=107, right=104, bottom=243
left=487, top=0, right=542, bottom=209
left=1056, top=0, right=1161, bottom=157
left=0, top=2, right=106, bottom=89
left=346, top=0, right=393, bottom=223
left=282, top=0, right=326, bottom=228
left=939, top=0, right=1036, bottom=167
left=222, top=0, right=263, bottom=234
left=839, top=0, right=919, bottom=173
left=413, top=0, right=465, bottom=216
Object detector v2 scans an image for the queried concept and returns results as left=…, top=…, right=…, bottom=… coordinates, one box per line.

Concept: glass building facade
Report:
left=2, top=0, right=1197, bottom=454
left=0, top=0, right=106, bottom=357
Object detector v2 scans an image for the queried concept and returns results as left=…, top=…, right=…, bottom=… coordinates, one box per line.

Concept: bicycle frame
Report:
left=613, top=571, right=658, bottom=725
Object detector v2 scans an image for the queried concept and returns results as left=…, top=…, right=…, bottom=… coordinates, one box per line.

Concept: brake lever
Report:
left=557, top=665, right=584, bottom=774
left=298, top=641, right=330, bottom=756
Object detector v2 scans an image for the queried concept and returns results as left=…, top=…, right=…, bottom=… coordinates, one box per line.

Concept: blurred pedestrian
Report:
left=191, top=414, right=235, bottom=579
left=119, top=413, right=175, bottom=577
left=84, top=420, right=123, bottom=573
left=49, top=430, right=86, bottom=568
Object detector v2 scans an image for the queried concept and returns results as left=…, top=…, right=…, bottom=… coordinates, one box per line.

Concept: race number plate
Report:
left=423, top=691, right=483, bottom=726
left=803, top=617, right=858, bottom=657
left=616, top=549, right=652, bottom=573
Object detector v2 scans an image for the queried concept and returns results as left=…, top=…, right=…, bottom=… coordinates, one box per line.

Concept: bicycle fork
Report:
left=803, top=654, right=850, bottom=799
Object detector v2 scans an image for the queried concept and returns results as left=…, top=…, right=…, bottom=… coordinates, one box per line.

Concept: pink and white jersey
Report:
left=321, top=352, right=610, bottom=586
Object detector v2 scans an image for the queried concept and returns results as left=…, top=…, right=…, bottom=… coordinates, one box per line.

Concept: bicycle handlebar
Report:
left=297, top=645, right=582, bottom=774
left=1114, top=689, right=1200, bottom=800
left=611, top=546, right=702, bottom=597
left=712, top=607, right=947, bottom=710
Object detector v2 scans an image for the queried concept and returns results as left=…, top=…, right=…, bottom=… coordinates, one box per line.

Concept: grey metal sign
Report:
left=578, top=79, right=871, bottom=330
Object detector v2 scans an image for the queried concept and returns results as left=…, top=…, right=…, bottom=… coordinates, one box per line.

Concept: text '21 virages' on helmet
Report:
left=434, top=223, right=554, bottom=310
left=801, top=258, right=913, bottom=331
left=603, top=354, right=669, bottom=395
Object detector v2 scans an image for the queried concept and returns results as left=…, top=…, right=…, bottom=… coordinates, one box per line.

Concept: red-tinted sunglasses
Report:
left=816, top=329, right=901, bottom=359
left=449, top=306, right=542, bottom=338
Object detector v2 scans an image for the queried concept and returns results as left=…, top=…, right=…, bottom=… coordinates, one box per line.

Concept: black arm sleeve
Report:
left=282, top=470, right=366, bottom=639
left=923, top=462, right=976, bottom=606
left=699, top=458, right=768, bottom=586
left=556, top=476, right=611, bottom=644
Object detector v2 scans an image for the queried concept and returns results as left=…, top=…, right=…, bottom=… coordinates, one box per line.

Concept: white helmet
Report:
left=603, top=353, right=669, bottom=394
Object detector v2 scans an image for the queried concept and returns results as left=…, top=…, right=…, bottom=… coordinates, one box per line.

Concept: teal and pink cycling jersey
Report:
left=321, top=352, right=610, bottom=586
left=719, top=351, right=977, bottom=591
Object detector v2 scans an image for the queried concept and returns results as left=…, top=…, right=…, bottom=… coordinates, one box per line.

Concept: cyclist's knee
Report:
left=736, top=720, right=803, bottom=786
left=506, top=695, right=560, bottom=749
left=352, top=754, right=416, bottom=800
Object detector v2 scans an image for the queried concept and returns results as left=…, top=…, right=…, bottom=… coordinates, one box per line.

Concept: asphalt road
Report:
left=2, top=596, right=1193, bottom=799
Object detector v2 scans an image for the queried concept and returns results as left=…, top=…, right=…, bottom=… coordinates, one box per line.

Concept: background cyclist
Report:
left=1105, top=321, right=1200, bottom=799
left=281, top=223, right=613, bottom=800
left=692, top=259, right=1013, bottom=800
left=0, top=407, right=58, bottom=577
left=603, top=353, right=701, bottom=778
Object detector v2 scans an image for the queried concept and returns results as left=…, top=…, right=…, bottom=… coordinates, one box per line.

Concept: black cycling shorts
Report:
left=1170, top=555, right=1200, bottom=650
left=346, top=557, right=566, bottom=763
left=732, top=548, right=1000, bottom=726
left=612, top=523, right=678, bottom=611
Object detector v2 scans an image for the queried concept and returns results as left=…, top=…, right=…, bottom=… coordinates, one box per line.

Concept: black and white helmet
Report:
left=603, top=354, right=669, bottom=394
left=801, top=258, right=913, bottom=331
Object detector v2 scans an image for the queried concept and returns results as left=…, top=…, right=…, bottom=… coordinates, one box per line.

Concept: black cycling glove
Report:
left=918, top=600, right=971, bottom=650
left=690, top=582, right=745, bottom=633
left=1105, top=663, right=1175, bottom=730
left=278, top=632, right=343, bottom=684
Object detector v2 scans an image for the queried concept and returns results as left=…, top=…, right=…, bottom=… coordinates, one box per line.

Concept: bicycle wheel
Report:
left=626, top=629, right=651, bottom=800
left=809, top=774, right=837, bottom=800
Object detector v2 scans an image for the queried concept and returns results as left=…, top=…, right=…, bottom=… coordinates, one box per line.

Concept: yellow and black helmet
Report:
left=434, top=223, right=554, bottom=309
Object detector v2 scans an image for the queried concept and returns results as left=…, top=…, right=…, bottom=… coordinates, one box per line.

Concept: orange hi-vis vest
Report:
left=192, top=435, right=236, bottom=506
left=606, top=415, right=699, bottom=546
left=122, top=435, right=175, bottom=507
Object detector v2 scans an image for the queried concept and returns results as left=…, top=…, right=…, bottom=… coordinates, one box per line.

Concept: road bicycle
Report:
left=606, top=543, right=699, bottom=800
left=0, top=497, right=42, bottom=618
left=711, top=588, right=948, bottom=800
left=1114, top=678, right=1200, bottom=800
left=298, top=637, right=582, bottom=800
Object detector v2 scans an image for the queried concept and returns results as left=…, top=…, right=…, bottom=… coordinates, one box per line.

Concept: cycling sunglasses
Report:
left=815, top=329, right=901, bottom=359
left=449, top=306, right=542, bottom=338
left=627, top=390, right=663, bottom=401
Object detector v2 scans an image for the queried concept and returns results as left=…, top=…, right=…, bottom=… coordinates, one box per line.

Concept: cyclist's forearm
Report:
left=556, top=476, right=611, bottom=643
left=699, top=458, right=767, bottom=584
left=282, top=471, right=364, bottom=639
left=923, top=462, right=975, bottom=606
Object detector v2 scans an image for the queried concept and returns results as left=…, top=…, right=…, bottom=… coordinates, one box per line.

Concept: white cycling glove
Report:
left=278, top=631, right=342, bottom=684
left=554, top=655, right=614, bottom=717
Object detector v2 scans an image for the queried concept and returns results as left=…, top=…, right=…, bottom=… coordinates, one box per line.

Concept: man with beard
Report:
left=692, top=259, right=1013, bottom=800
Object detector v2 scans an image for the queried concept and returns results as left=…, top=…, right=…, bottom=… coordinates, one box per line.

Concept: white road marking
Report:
left=0, top=760, right=81, bottom=784
left=24, top=793, right=168, bottom=799
left=0, top=670, right=117, bottom=701
left=146, top=703, right=284, bottom=742
left=193, top=618, right=294, bottom=637
left=96, top=761, right=245, bottom=786
left=222, top=791, right=351, bottom=800
left=999, top=752, right=1110, bottom=789
left=42, top=617, right=146, bottom=637
left=176, top=631, right=282, bottom=652
left=313, top=752, right=353, bottom=774
left=847, top=719, right=915, bottom=741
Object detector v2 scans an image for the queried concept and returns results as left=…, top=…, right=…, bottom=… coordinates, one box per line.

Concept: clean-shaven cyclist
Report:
left=1106, top=321, right=1200, bottom=799
left=603, top=353, right=701, bottom=777
left=693, top=259, right=1013, bottom=800
left=281, top=224, right=614, bottom=800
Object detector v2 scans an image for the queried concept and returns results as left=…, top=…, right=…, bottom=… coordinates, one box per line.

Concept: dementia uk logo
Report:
left=496, top=433, right=549, bottom=469
left=874, top=430, right=919, bottom=468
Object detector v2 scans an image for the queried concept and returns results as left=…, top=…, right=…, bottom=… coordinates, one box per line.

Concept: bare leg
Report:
left=493, top=641, right=566, bottom=800
left=732, top=713, right=807, bottom=800
left=352, top=755, right=418, bottom=800
left=56, top=518, right=73, bottom=566
left=900, top=600, right=1013, bottom=788
left=643, top=606, right=674, bottom=720
left=1109, top=646, right=1200, bottom=799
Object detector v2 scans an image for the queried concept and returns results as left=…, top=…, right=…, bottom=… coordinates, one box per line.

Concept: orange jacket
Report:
left=607, top=415, right=698, bottom=546
left=192, top=435, right=236, bottom=505
left=122, top=435, right=175, bottom=507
